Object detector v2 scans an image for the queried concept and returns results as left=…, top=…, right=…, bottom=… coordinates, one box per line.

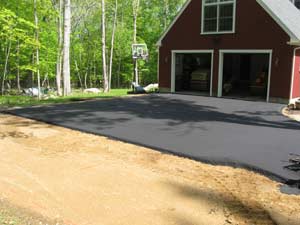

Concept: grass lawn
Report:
left=0, top=89, right=129, bottom=109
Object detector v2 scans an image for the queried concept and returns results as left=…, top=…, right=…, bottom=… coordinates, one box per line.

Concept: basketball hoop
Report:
left=132, top=43, right=149, bottom=61
left=132, top=43, right=149, bottom=88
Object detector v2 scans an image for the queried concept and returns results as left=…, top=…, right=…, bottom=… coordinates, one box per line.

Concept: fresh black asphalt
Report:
left=7, top=94, right=300, bottom=183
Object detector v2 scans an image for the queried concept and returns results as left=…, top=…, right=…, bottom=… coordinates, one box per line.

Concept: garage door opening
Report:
left=173, top=52, right=213, bottom=95
left=220, top=52, right=271, bottom=101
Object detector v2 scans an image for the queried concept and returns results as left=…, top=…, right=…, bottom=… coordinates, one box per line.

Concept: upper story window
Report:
left=290, top=0, right=300, bottom=9
left=201, top=0, right=236, bottom=34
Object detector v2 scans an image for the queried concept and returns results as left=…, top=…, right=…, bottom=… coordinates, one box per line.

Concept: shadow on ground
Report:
left=163, top=180, right=285, bottom=225
left=7, top=95, right=300, bottom=131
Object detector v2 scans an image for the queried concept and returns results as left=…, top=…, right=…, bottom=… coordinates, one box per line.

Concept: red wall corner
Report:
left=292, top=49, right=300, bottom=99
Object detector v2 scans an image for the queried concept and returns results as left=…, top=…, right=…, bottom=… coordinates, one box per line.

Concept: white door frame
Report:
left=218, top=49, right=273, bottom=102
left=171, top=50, right=214, bottom=96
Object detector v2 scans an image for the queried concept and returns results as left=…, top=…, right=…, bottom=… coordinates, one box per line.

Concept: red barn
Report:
left=157, top=0, right=300, bottom=103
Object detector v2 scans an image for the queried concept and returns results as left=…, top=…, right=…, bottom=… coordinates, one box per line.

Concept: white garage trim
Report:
left=171, top=50, right=214, bottom=96
left=218, top=49, right=273, bottom=102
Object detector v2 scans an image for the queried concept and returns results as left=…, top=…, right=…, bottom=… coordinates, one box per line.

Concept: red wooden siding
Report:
left=292, top=49, right=300, bottom=99
left=159, top=0, right=295, bottom=100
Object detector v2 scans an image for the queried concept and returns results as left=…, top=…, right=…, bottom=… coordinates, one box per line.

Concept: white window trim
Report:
left=201, top=0, right=237, bottom=35
left=217, top=49, right=273, bottom=102
left=171, top=50, right=214, bottom=97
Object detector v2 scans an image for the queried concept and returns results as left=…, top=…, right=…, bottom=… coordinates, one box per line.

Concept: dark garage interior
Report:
left=222, top=53, right=270, bottom=100
left=175, top=53, right=212, bottom=94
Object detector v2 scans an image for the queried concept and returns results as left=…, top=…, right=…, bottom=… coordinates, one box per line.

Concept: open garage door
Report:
left=218, top=50, right=272, bottom=102
left=171, top=51, right=214, bottom=96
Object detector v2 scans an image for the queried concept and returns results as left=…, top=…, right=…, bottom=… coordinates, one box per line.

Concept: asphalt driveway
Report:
left=7, top=94, right=300, bottom=183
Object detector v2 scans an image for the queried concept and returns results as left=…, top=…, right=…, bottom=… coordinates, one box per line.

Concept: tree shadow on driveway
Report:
left=6, top=94, right=300, bottom=131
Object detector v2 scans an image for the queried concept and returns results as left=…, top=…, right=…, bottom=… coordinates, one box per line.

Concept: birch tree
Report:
left=108, top=0, right=118, bottom=91
left=132, top=0, right=140, bottom=85
left=101, top=0, right=109, bottom=93
left=34, top=0, right=41, bottom=100
left=63, top=0, right=71, bottom=96
left=56, top=0, right=63, bottom=96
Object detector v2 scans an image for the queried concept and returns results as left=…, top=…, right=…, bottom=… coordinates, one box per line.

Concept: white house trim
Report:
left=218, top=49, right=273, bottom=102
left=156, top=0, right=192, bottom=46
left=267, top=51, right=273, bottom=103
left=287, top=41, right=300, bottom=46
left=171, top=50, right=214, bottom=96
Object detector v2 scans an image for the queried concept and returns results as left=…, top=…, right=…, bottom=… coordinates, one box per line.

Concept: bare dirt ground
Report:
left=0, top=114, right=299, bottom=225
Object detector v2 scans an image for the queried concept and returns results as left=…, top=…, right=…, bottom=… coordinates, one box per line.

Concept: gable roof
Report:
left=257, top=0, right=300, bottom=43
left=157, top=0, right=300, bottom=47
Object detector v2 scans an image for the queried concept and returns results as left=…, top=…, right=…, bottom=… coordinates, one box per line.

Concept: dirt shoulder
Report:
left=0, top=114, right=299, bottom=225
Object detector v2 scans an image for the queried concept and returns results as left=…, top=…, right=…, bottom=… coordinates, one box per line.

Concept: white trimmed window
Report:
left=201, top=0, right=236, bottom=34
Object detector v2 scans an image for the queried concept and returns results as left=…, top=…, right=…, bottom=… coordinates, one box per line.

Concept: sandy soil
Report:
left=0, top=114, right=299, bottom=225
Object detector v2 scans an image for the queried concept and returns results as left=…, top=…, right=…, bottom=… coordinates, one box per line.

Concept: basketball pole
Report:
left=134, top=58, right=139, bottom=86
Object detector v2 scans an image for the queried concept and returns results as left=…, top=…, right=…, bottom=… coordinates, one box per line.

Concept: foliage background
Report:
left=0, top=0, right=185, bottom=91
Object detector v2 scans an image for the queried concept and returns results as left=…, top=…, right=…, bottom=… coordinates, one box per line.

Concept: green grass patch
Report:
left=0, top=89, right=129, bottom=108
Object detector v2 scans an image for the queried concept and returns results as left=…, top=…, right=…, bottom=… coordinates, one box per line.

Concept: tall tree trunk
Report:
left=63, top=0, right=72, bottom=96
left=15, top=6, right=21, bottom=92
left=101, top=0, right=109, bottom=92
left=93, top=52, right=97, bottom=87
left=88, top=63, right=92, bottom=88
left=116, top=3, right=124, bottom=89
left=16, top=40, right=21, bottom=92
left=133, top=0, right=140, bottom=85
left=75, top=60, right=83, bottom=88
left=84, top=72, right=88, bottom=89
left=31, top=54, right=35, bottom=87
left=34, top=0, right=41, bottom=100
left=117, top=56, right=122, bottom=88
left=1, top=41, right=11, bottom=95
left=108, top=0, right=118, bottom=91
left=42, top=73, right=48, bottom=87
left=56, top=0, right=63, bottom=96
left=45, top=51, right=50, bottom=88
